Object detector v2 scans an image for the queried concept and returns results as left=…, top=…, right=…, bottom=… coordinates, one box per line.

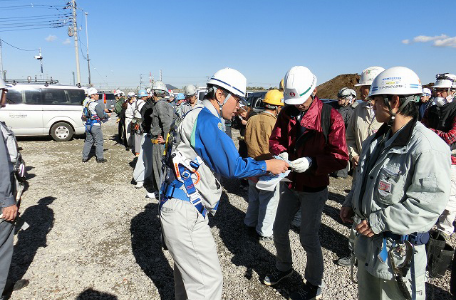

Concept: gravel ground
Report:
left=5, top=118, right=455, bottom=300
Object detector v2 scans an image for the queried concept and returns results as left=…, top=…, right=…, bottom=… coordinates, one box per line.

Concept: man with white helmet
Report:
left=124, top=92, right=136, bottom=150
left=421, top=73, right=456, bottom=267
left=331, top=87, right=359, bottom=178
left=82, top=88, right=110, bottom=163
left=265, top=66, right=348, bottom=299
left=418, top=87, right=432, bottom=120
left=176, top=84, right=200, bottom=119
left=347, top=66, right=385, bottom=167
left=159, top=68, right=289, bottom=299
left=338, top=66, right=385, bottom=266
left=0, top=79, right=19, bottom=298
left=149, top=81, right=175, bottom=193
left=114, top=90, right=127, bottom=147
left=340, top=67, right=450, bottom=300
left=131, top=89, right=148, bottom=157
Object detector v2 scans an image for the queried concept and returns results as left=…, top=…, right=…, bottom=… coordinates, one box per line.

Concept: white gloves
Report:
left=278, top=152, right=289, bottom=161
left=290, top=157, right=312, bottom=173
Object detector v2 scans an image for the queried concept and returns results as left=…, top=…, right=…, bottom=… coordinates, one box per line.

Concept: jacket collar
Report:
left=289, top=97, right=322, bottom=130
left=373, top=117, right=417, bottom=148
left=203, top=99, right=220, bottom=118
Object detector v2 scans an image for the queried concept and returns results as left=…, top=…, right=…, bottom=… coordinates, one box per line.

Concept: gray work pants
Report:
left=244, top=180, right=280, bottom=237
left=132, top=134, right=153, bottom=184
left=151, top=143, right=164, bottom=191
left=0, top=220, right=14, bottom=296
left=82, top=125, right=104, bottom=160
left=160, top=198, right=223, bottom=300
left=273, top=184, right=328, bottom=287
left=357, top=245, right=426, bottom=300
left=134, top=132, right=142, bottom=154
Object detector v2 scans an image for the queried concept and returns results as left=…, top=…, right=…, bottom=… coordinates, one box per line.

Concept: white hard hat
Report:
left=152, top=81, right=167, bottom=92
left=422, top=88, right=432, bottom=96
left=127, top=92, right=135, bottom=98
left=184, top=84, right=197, bottom=96
left=338, top=87, right=356, bottom=99
left=283, top=66, right=317, bottom=105
left=369, top=66, right=422, bottom=97
left=355, top=66, right=386, bottom=86
left=115, top=89, right=123, bottom=96
left=434, top=73, right=456, bottom=89
left=87, top=87, right=98, bottom=96
left=207, top=68, right=247, bottom=98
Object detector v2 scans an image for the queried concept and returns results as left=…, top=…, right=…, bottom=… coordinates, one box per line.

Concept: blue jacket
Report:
left=175, top=100, right=267, bottom=214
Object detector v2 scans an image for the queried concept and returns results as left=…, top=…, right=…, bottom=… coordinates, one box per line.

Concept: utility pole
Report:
left=140, top=74, right=143, bottom=89
left=72, top=72, right=75, bottom=85
left=72, top=0, right=81, bottom=85
left=159, top=69, right=162, bottom=81
left=84, top=12, right=91, bottom=85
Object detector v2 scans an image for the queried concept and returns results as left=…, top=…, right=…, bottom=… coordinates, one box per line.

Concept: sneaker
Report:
left=96, top=158, right=107, bottom=163
left=135, top=181, right=144, bottom=189
left=259, top=235, right=274, bottom=242
left=289, top=282, right=322, bottom=300
left=145, top=191, right=156, bottom=199
left=264, top=268, right=292, bottom=286
left=336, top=256, right=355, bottom=267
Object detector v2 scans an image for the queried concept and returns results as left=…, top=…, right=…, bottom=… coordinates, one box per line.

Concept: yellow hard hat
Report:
left=279, top=79, right=284, bottom=91
left=263, top=89, right=284, bottom=106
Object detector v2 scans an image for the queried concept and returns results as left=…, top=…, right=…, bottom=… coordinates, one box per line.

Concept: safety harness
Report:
left=83, top=100, right=101, bottom=133
left=160, top=152, right=209, bottom=218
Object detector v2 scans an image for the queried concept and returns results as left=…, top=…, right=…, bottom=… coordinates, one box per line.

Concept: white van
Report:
left=0, top=83, right=86, bottom=141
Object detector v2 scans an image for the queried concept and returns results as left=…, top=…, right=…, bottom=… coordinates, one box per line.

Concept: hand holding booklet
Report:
left=256, top=155, right=291, bottom=191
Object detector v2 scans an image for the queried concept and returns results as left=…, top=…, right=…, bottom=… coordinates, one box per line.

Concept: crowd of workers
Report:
left=0, top=65, right=456, bottom=300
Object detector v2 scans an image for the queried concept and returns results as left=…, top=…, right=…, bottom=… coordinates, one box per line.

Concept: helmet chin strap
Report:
left=383, top=95, right=419, bottom=126
left=211, top=86, right=232, bottom=115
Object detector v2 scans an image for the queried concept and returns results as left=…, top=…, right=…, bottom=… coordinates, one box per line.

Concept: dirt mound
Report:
left=317, top=73, right=433, bottom=99
left=316, top=74, right=360, bottom=100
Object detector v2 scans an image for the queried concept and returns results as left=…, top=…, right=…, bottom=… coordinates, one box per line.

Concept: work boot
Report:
left=82, top=158, right=89, bottom=163
left=289, top=282, right=322, bottom=300
left=96, top=158, right=107, bottom=163
left=264, top=268, right=293, bottom=286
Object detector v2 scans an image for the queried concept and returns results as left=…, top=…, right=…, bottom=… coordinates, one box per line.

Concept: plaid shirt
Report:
left=422, top=115, right=456, bottom=164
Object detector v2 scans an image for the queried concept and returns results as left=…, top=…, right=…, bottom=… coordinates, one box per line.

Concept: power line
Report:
left=0, top=39, right=39, bottom=52
left=0, top=4, right=64, bottom=10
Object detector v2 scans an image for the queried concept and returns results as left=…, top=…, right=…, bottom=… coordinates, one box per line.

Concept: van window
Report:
left=65, top=89, right=85, bottom=105
left=24, top=89, right=42, bottom=104
left=42, top=89, right=67, bottom=105
left=6, top=89, right=23, bottom=104
left=105, top=93, right=115, bottom=100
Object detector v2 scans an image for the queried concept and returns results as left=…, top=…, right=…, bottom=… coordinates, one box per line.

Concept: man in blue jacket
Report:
left=159, top=68, right=289, bottom=300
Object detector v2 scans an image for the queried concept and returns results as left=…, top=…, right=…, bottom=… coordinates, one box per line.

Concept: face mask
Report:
left=434, top=95, right=454, bottom=107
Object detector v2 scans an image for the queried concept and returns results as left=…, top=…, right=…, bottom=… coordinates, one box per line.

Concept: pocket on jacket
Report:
left=376, top=167, right=401, bottom=205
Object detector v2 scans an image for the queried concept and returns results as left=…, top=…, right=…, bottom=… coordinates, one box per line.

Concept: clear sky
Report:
left=1, top=0, right=455, bottom=91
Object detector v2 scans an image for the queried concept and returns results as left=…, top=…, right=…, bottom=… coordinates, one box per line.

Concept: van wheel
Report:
left=50, top=122, right=74, bottom=142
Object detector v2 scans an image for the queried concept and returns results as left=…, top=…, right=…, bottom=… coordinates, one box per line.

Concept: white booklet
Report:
left=256, top=156, right=291, bottom=191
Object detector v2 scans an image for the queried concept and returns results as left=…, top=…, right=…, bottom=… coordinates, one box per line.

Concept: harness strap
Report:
left=383, top=231, right=429, bottom=246
left=160, top=180, right=207, bottom=217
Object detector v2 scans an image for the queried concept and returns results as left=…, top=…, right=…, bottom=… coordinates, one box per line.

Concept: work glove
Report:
left=290, top=157, right=312, bottom=173
left=278, top=152, right=289, bottom=161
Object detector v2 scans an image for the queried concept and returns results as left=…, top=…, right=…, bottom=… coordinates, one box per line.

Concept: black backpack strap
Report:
left=321, top=103, right=332, bottom=144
